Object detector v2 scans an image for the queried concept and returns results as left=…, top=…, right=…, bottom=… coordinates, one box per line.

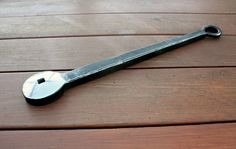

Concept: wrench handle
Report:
left=64, top=25, right=222, bottom=83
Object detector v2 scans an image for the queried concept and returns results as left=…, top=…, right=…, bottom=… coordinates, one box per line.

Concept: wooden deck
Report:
left=0, top=0, right=235, bottom=148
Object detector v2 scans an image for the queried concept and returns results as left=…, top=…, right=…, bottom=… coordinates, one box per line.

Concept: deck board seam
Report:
left=0, top=34, right=235, bottom=41
left=0, top=121, right=235, bottom=131
left=0, top=66, right=235, bottom=74
left=0, top=12, right=236, bottom=18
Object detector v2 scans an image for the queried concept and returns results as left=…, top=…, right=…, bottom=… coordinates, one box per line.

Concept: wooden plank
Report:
left=0, top=14, right=235, bottom=39
left=0, top=68, right=235, bottom=129
left=0, top=0, right=236, bottom=17
left=0, top=36, right=235, bottom=72
left=0, top=123, right=235, bottom=149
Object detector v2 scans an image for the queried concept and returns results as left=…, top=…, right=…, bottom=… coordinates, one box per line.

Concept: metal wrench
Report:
left=22, top=25, right=222, bottom=105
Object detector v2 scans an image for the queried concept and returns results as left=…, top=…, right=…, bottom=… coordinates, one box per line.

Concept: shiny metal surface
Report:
left=22, top=71, right=66, bottom=105
left=22, top=25, right=222, bottom=106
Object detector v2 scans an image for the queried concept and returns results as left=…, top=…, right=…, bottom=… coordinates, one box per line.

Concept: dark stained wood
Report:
left=0, top=36, right=235, bottom=72
left=0, top=123, right=235, bottom=149
left=0, top=68, right=235, bottom=129
left=0, top=0, right=235, bottom=148
left=0, top=14, right=235, bottom=39
left=0, top=0, right=236, bottom=17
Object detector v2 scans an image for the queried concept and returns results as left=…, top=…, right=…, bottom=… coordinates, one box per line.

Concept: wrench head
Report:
left=22, top=71, right=67, bottom=106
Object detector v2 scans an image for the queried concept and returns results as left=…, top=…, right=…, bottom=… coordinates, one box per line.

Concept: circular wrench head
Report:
left=22, top=71, right=67, bottom=106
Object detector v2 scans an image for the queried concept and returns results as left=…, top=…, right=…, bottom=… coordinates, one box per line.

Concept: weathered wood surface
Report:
left=0, top=36, right=235, bottom=72
left=0, top=68, right=235, bottom=129
left=0, top=14, right=235, bottom=40
left=0, top=0, right=235, bottom=148
left=1, top=123, right=235, bottom=149
left=0, top=0, right=235, bottom=17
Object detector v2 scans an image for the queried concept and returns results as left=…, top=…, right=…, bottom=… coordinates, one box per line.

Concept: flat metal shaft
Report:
left=63, top=26, right=220, bottom=84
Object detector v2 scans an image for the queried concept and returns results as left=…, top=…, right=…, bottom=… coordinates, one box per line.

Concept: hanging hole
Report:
left=202, top=25, right=222, bottom=37
left=205, top=26, right=219, bottom=34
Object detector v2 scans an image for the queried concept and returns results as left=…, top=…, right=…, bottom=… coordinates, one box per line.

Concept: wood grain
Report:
left=1, top=123, right=235, bottom=149
left=0, top=0, right=235, bottom=148
left=0, top=14, right=235, bottom=39
left=0, top=35, right=235, bottom=72
left=0, top=68, right=235, bottom=129
left=0, top=0, right=236, bottom=17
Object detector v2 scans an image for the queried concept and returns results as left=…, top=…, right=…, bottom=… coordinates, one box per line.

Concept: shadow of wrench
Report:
left=22, top=25, right=222, bottom=106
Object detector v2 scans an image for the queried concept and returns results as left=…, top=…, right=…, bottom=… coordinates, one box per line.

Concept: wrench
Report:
left=22, top=25, right=222, bottom=106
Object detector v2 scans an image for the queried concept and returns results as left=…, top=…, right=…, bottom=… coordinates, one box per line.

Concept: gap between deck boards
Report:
left=1, top=121, right=236, bottom=131
left=0, top=66, right=235, bottom=74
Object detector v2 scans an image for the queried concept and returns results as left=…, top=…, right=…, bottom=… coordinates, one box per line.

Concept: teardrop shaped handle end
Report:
left=202, top=25, right=222, bottom=38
